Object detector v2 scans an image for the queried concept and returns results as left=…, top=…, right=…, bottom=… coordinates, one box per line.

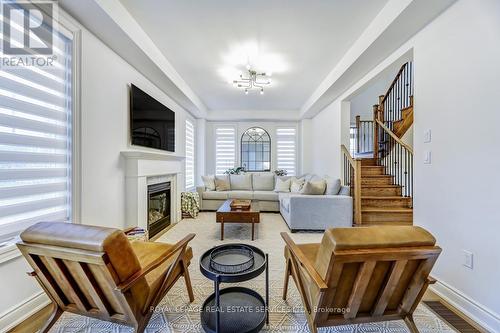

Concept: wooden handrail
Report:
left=381, top=62, right=408, bottom=104
left=341, top=145, right=362, bottom=225
left=341, top=144, right=356, bottom=165
left=375, top=119, right=413, bottom=154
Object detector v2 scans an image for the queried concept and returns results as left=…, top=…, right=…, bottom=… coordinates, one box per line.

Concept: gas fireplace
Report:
left=147, top=182, right=171, bottom=238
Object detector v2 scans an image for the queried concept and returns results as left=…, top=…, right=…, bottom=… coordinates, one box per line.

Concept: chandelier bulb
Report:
left=245, top=89, right=249, bottom=95
left=260, top=89, right=264, bottom=95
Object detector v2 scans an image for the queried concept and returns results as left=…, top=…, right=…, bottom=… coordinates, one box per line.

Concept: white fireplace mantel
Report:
left=121, top=150, right=184, bottom=235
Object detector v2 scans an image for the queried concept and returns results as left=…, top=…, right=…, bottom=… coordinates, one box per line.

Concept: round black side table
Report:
left=199, top=243, right=269, bottom=333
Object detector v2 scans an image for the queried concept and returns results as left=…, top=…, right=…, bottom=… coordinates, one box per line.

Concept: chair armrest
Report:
left=115, top=233, right=195, bottom=292
left=281, top=232, right=328, bottom=291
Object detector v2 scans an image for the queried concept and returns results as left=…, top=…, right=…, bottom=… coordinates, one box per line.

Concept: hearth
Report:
left=148, top=182, right=171, bottom=238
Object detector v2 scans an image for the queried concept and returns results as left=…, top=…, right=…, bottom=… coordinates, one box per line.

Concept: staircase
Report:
left=342, top=61, right=414, bottom=227
left=359, top=158, right=412, bottom=225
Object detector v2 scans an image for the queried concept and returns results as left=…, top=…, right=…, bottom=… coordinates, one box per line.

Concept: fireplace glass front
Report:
left=148, top=182, right=171, bottom=238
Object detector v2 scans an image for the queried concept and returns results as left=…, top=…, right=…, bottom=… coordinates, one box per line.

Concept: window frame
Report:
left=214, top=125, right=237, bottom=175
left=185, top=118, right=195, bottom=191
left=240, top=126, right=272, bottom=172
left=276, top=126, right=298, bottom=176
left=0, top=5, right=81, bottom=260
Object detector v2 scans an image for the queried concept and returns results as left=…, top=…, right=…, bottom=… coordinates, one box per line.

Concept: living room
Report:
left=0, top=0, right=499, bottom=332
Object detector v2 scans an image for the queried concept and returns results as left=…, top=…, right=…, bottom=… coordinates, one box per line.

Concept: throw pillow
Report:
left=324, top=176, right=341, bottom=195
left=215, top=175, right=230, bottom=191
left=301, top=180, right=327, bottom=195
left=201, top=175, right=216, bottom=191
left=230, top=174, right=252, bottom=190
left=274, top=177, right=291, bottom=192
left=252, top=173, right=275, bottom=191
left=290, top=177, right=305, bottom=193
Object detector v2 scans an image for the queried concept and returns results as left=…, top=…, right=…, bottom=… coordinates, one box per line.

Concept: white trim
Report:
left=0, top=292, right=50, bottom=333
left=431, top=281, right=500, bottom=333
left=0, top=243, right=20, bottom=264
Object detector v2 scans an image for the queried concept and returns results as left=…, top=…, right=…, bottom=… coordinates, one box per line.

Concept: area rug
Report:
left=51, top=213, right=455, bottom=333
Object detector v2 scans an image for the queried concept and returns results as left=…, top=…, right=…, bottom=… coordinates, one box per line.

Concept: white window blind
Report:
left=276, top=127, right=297, bottom=176
left=215, top=126, right=236, bottom=175
left=185, top=119, right=195, bottom=191
left=0, top=18, right=73, bottom=241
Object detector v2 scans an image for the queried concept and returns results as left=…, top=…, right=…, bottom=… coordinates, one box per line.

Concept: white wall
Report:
left=307, top=0, right=500, bottom=330
left=350, top=78, right=387, bottom=123
left=0, top=14, right=197, bottom=331
left=204, top=121, right=299, bottom=177
left=80, top=27, right=195, bottom=230
left=411, top=0, right=500, bottom=330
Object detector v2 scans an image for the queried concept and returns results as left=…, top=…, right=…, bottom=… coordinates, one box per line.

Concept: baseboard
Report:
left=0, top=292, right=50, bottom=333
left=431, top=281, right=500, bottom=333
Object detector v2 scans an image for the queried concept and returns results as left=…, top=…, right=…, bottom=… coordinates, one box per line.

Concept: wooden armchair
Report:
left=281, top=226, right=441, bottom=333
left=17, top=222, right=195, bottom=333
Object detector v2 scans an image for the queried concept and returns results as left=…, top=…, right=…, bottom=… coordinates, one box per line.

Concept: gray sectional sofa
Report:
left=196, top=173, right=353, bottom=231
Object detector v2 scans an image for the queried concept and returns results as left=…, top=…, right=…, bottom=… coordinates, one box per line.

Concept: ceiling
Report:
left=119, top=0, right=388, bottom=112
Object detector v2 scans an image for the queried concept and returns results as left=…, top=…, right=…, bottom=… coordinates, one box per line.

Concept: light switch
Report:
left=423, top=151, right=431, bottom=164
left=424, top=129, right=432, bottom=143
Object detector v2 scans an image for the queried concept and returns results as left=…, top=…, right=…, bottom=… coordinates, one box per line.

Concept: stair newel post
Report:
left=354, top=158, right=363, bottom=225
left=409, top=95, right=413, bottom=107
left=355, top=115, right=361, bottom=154
left=378, top=95, right=385, bottom=123
left=372, top=105, right=379, bottom=159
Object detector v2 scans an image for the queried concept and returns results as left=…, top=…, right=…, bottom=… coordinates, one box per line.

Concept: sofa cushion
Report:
left=201, top=175, right=216, bottom=191
left=301, top=180, right=326, bottom=195
left=290, top=177, right=305, bottom=193
left=215, top=175, right=230, bottom=191
left=280, top=195, right=291, bottom=213
left=325, top=176, right=341, bottom=195
left=253, top=190, right=278, bottom=201
left=227, top=190, right=253, bottom=199
left=230, top=174, right=252, bottom=190
left=338, top=185, right=350, bottom=196
left=203, top=191, right=228, bottom=200
left=252, top=173, right=275, bottom=191
left=274, top=177, right=291, bottom=192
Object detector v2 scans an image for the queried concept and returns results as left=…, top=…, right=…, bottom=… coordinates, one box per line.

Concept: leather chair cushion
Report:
left=131, top=241, right=193, bottom=311
left=20, top=222, right=148, bottom=312
left=325, top=226, right=436, bottom=251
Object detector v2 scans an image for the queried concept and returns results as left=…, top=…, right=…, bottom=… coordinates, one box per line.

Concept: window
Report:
left=276, top=127, right=297, bottom=176
left=241, top=127, right=271, bottom=172
left=185, top=119, right=195, bottom=191
left=215, top=126, right=236, bottom=175
left=0, top=13, right=74, bottom=242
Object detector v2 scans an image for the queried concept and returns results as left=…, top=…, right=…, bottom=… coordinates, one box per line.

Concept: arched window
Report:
left=241, top=127, right=271, bottom=172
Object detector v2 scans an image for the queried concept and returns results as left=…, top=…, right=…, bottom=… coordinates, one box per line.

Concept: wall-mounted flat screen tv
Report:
left=130, top=84, right=175, bottom=152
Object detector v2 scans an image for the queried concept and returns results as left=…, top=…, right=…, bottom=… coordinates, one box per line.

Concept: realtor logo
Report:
left=2, top=1, right=54, bottom=55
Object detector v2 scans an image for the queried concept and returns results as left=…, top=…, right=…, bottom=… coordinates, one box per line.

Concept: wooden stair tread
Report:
left=361, top=175, right=392, bottom=178
left=361, top=184, right=402, bottom=188
left=362, top=196, right=410, bottom=199
left=362, top=208, right=413, bottom=213
left=356, top=221, right=413, bottom=226
left=361, top=166, right=384, bottom=168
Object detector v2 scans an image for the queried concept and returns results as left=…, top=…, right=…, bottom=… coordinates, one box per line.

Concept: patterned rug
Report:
left=51, top=213, right=455, bottom=333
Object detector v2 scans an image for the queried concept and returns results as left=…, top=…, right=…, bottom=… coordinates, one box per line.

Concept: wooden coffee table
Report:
left=216, top=200, right=260, bottom=240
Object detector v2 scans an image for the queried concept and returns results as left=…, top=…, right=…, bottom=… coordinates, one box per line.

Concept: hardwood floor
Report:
left=9, top=291, right=488, bottom=333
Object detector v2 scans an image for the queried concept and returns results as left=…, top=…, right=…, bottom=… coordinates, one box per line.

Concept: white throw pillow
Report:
left=215, top=175, right=230, bottom=191
left=201, top=175, right=216, bottom=191
left=324, top=176, right=341, bottom=195
left=274, top=178, right=291, bottom=192
left=290, top=177, right=305, bottom=193
left=301, top=180, right=327, bottom=195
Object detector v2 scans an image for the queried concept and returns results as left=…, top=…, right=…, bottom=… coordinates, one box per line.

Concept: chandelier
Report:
left=233, top=65, right=271, bottom=95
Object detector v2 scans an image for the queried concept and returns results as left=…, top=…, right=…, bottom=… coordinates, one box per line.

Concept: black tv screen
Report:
left=130, top=84, right=175, bottom=152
